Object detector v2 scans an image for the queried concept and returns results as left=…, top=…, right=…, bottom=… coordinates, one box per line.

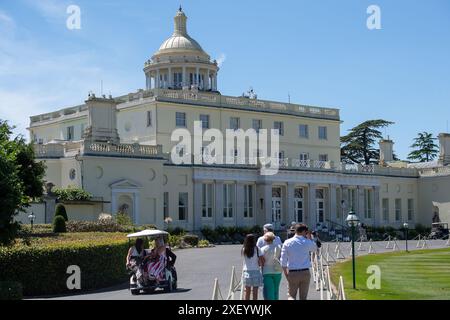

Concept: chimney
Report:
left=379, top=139, right=394, bottom=166
left=438, top=133, right=450, bottom=166
left=83, top=95, right=120, bottom=144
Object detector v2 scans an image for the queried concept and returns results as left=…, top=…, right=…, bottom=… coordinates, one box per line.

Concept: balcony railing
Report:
left=418, top=166, right=450, bottom=177
left=34, top=141, right=163, bottom=159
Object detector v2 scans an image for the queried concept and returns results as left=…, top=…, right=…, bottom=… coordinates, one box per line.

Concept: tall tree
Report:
left=341, top=119, right=394, bottom=165
left=407, top=132, right=439, bottom=162
left=0, top=120, right=46, bottom=245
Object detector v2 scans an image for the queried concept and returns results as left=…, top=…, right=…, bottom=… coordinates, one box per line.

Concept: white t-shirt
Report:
left=257, top=235, right=283, bottom=248
left=261, top=243, right=282, bottom=275
left=242, top=247, right=262, bottom=271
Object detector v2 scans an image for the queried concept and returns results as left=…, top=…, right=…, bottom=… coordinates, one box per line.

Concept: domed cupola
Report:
left=144, top=7, right=219, bottom=92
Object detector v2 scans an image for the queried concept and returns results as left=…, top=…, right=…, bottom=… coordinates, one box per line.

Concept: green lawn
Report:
left=330, top=248, right=450, bottom=300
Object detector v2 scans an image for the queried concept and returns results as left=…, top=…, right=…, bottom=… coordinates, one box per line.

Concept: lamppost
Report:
left=346, top=209, right=360, bottom=289
left=28, top=212, right=36, bottom=232
left=403, top=222, right=409, bottom=252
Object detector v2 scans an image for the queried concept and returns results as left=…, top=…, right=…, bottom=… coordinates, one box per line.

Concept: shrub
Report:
left=198, top=239, right=210, bottom=248
left=115, top=212, right=133, bottom=226
left=200, top=226, right=219, bottom=243
left=167, top=227, right=186, bottom=236
left=0, top=233, right=128, bottom=296
left=0, top=281, right=23, bottom=300
left=53, top=186, right=92, bottom=201
left=168, top=234, right=182, bottom=248
left=54, top=204, right=68, bottom=221
left=52, top=216, right=66, bottom=233
left=182, top=234, right=199, bottom=247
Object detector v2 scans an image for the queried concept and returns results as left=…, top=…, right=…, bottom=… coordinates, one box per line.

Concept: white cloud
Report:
left=0, top=10, right=15, bottom=31
left=216, top=53, right=226, bottom=68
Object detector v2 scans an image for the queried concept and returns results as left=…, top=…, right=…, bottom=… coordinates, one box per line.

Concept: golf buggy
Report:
left=429, top=223, right=449, bottom=240
left=127, top=229, right=177, bottom=295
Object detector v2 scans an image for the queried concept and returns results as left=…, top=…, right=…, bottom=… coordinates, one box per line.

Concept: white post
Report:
left=212, top=278, right=221, bottom=300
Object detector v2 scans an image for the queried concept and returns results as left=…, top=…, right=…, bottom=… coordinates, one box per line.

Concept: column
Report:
left=182, top=67, right=186, bottom=87
left=196, top=67, right=200, bottom=85
left=168, top=67, right=172, bottom=88
left=236, top=182, right=245, bottom=227
left=308, top=183, right=317, bottom=228
left=193, top=180, right=202, bottom=232
left=206, top=69, right=210, bottom=90
left=340, top=186, right=348, bottom=227
left=287, top=183, right=295, bottom=225
left=156, top=69, right=160, bottom=89
left=329, top=184, right=337, bottom=226
left=373, top=186, right=381, bottom=227
left=357, top=186, right=365, bottom=221
left=214, top=181, right=224, bottom=227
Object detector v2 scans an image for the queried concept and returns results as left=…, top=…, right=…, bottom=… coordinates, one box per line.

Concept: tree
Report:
left=341, top=120, right=394, bottom=165
left=407, top=132, right=439, bottom=162
left=0, top=120, right=46, bottom=245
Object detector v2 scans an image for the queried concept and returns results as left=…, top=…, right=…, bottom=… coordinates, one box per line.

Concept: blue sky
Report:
left=0, top=0, right=449, bottom=159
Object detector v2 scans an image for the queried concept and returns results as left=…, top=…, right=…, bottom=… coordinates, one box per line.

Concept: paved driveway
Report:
left=38, top=239, right=449, bottom=300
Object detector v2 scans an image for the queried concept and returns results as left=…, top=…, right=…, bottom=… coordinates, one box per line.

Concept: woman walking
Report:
left=241, top=234, right=264, bottom=300
left=261, top=232, right=283, bottom=300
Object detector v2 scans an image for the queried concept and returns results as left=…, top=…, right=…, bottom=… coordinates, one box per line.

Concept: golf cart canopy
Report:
left=127, top=229, right=169, bottom=238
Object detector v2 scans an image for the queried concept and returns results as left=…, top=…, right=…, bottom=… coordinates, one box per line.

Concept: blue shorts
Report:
left=242, top=270, right=263, bottom=287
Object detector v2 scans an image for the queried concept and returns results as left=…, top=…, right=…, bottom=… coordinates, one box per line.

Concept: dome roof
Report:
left=154, top=7, right=209, bottom=57
left=158, top=34, right=205, bottom=54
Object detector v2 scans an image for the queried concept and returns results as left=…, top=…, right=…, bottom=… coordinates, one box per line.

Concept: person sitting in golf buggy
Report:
left=126, top=238, right=146, bottom=272
left=142, top=236, right=177, bottom=283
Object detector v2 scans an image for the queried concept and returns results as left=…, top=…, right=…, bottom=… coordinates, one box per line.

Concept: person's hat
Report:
left=263, top=223, right=274, bottom=231
left=291, top=221, right=297, bottom=226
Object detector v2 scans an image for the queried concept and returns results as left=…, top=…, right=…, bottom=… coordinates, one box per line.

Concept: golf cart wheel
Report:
left=131, top=289, right=140, bottom=295
left=143, top=288, right=155, bottom=294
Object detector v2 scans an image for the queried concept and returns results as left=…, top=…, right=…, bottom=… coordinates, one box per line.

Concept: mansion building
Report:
left=22, top=8, right=450, bottom=231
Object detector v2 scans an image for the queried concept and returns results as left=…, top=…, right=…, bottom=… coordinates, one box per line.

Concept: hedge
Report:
left=0, top=233, right=129, bottom=296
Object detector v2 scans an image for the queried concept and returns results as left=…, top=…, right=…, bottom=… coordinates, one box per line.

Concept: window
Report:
left=364, top=189, right=373, bottom=219
left=230, top=117, right=240, bottom=130
left=80, top=123, right=85, bottom=136
left=147, top=111, right=152, bottom=127
left=163, top=192, right=169, bottom=219
left=407, top=199, right=414, bottom=221
left=202, top=184, right=213, bottom=218
left=66, top=126, right=74, bottom=141
left=299, top=153, right=309, bottom=161
left=319, top=126, right=327, bottom=140
left=223, top=184, right=234, bottom=218
left=252, top=119, right=262, bottom=133
left=200, top=114, right=210, bottom=129
left=274, top=121, right=284, bottom=136
left=176, top=144, right=186, bottom=157
left=382, top=198, right=389, bottom=222
left=316, top=189, right=325, bottom=223
left=294, top=188, right=304, bottom=222
left=395, top=199, right=402, bottom=222
left=174, top=73, right=183, bottom=87
left=244, top=185, right=254, bottom=218
left=299, top=124, right=309, bottom=138
left=176, top=112, right=186, bottom=127
left=178, top=192, right=188, bottom=221
left=319, top=154, right=328, bottom=162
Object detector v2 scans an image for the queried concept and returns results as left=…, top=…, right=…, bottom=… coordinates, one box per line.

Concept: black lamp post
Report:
left=346, top=209, right=360, bottom=289
left=28, top=212, right=36, bottom=232
left=403, top=222, right=409, bottom=252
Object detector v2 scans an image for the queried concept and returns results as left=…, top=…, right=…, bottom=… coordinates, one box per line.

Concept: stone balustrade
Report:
left=418, top=166, right=450, bottom=177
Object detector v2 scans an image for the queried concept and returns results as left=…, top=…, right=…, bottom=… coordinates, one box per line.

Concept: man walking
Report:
left=280, top=223, right=321, bottom=300
left=257, top=223, right=283, bottom=248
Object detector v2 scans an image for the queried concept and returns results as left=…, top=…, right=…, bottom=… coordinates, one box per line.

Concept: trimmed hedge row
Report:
left=0, top=234, right=129, bottom=296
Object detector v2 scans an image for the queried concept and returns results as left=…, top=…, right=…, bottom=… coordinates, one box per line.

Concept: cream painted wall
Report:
left=154, top=101, right=341, bottom=163
left=117, top=102, right=157, bottom=145
left=418, top=175, right=450, bottom=225
left=30, top=115, right=88, bottom=143
left=80, top=156, right=166, bottom=228
left=162, top=165, right=194, bottom=230
left=379, top=177, right=418, bottom=227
